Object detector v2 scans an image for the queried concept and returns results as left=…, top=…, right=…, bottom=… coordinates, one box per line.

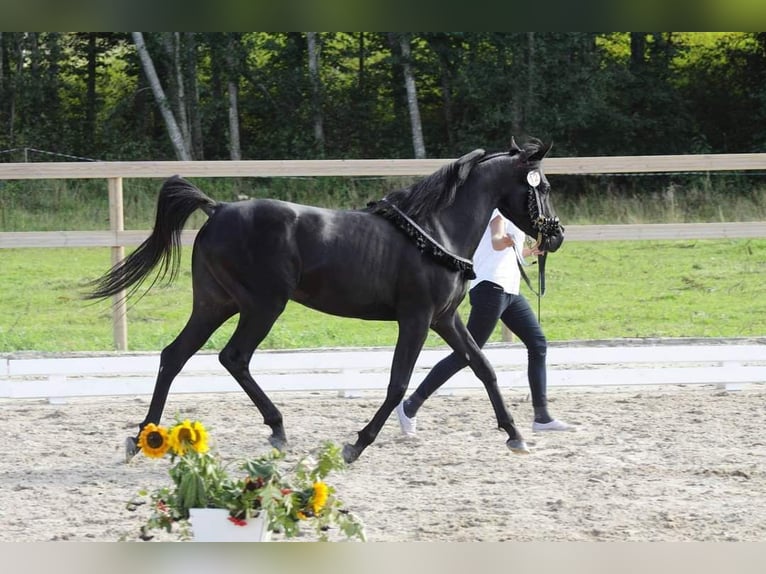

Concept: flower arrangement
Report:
left=129, top=419, right=366, bottom=541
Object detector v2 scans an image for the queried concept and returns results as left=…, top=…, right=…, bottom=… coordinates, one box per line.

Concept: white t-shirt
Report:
left=470, top=209, right=526, bottom=295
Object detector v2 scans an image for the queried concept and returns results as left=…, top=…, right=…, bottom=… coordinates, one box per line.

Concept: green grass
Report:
left=2, top=176, right=766, bottom=352
left=1, top=239, right=764, bottom=353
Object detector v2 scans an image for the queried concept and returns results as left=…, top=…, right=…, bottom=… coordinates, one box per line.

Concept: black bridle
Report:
left=478, top=151, right=562, bottom=246
left=521, top=177, right=559, bottom=317
left=527, top=184, right=562, bottom=248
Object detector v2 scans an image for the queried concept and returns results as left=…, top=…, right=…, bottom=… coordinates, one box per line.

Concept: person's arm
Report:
left=489, top=215, right=514, bottom=251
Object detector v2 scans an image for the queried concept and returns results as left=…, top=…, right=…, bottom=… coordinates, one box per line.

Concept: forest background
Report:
left=2, top=32, right=766, bottom=165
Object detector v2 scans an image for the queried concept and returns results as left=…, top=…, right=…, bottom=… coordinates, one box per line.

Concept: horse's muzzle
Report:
left=536, top=217, right=564, bottom=253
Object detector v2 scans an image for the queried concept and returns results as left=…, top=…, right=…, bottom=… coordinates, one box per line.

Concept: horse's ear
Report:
left=510, top=137, right=522, bottom=153
left=528, top=141, right=553, bottom=162
left=456, top=149, right=485, bottom=182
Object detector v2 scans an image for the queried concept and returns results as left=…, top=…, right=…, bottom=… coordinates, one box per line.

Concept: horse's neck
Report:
left=430, top=186, right=499, bottom=259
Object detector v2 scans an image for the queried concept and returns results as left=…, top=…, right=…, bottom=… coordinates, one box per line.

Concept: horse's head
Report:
left=495, top=138, right=564, bottom=253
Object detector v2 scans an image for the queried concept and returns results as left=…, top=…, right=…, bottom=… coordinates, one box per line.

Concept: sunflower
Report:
left=311, top=481, right=329, bottom=515
left=189, top=420, right=209, bottom=453
left=169, top=419, right=209, bottom=455
left=137, top=423, right=170, bottom=458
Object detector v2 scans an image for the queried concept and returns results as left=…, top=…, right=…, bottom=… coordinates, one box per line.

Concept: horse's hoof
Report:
left=342, top=443, right=360, bottom=464
left=506, top=438, right=530, bottom=454
left=268, top=434, right=288, bottom=452
left=125, top=436, right=139, bottom=463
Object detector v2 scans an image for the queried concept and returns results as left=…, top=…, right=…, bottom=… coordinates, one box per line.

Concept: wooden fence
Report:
left=2, top=152, right=766, bottom=350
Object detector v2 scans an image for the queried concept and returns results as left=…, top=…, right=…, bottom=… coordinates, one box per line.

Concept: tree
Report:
left=84, top=33, right=98, bottom=152
left=131, top=32, right=191, bottom=160
left=398, top=33, right=426, bottom=158
left=423, top=32, right=463, bottom=152
left=226, top=33, right=242, bottom=161
left=4, top=31, right=764, bottom=167
left=183, top=32, right=204, bottom=159
left=682, top=32, right=766, bottom=153
left=306, top=32, right=325, bottom=156
left=162, top=32, right=191, bottom=152
left=2, top=33, right=26, bottom=145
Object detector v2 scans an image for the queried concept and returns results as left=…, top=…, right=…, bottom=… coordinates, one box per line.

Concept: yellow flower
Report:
left=169, top=419, right=209, bottom=455
left=138, top=423, right=170, bottom=458
left=189, top=420, right=209, bottom=453
left=311, top=481, right=329, bottom=515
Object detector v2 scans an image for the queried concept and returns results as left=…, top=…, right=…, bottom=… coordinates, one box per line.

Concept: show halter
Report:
left=522, top=168, right=562, bottom=321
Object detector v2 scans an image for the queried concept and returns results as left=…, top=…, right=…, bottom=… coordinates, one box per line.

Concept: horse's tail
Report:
left=85, top=175, right=218, bottom=301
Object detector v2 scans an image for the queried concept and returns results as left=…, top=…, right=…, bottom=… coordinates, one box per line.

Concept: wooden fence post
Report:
left=108, top=177, right=128, bottom=351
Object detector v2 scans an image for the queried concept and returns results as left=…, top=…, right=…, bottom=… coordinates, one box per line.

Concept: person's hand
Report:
left=523, top=245, right=546, bottom=257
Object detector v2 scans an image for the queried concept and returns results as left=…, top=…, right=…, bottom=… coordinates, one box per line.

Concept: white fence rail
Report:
left=2, top=340, right=764, bottom=401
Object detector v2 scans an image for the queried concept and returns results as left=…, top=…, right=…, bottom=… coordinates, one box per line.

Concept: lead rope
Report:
left=516, top=240, right=546, bottom=322
left=518, top=260, right=543, bottom=316
left=537, top=252, right=546, bottom=323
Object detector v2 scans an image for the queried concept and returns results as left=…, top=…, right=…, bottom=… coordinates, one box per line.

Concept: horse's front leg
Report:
left=432, top=313, right=529, bottom=454
left=342, top=316, right=430, bottom=463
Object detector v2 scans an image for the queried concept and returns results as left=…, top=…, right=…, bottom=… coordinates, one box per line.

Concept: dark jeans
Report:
left=409, top=280, right=548, bottom=412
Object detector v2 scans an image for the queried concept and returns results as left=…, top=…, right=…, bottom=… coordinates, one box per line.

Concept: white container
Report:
left=188, top=508, right=272, bottom=542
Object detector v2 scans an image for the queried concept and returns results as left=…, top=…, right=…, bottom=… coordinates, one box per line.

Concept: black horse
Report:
left=87, top=138, right=564, bottom=463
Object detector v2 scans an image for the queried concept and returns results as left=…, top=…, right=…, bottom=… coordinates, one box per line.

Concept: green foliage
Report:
left=2, top=32, right=766, bottom=163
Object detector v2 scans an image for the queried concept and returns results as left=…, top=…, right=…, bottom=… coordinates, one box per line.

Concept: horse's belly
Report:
left=291, top=289, right=396, bottom=321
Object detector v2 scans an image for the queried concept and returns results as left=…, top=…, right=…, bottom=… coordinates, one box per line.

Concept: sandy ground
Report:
left=0, top=383, right=764, bottom=542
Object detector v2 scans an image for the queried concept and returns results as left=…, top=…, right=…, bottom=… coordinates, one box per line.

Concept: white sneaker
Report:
left=395, top=402, right=417, bottom=436
left=532, top=419, right=573, bottom=432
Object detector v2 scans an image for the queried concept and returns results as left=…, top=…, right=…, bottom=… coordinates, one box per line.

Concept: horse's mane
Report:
left=365, top=148, right=486, bottom=222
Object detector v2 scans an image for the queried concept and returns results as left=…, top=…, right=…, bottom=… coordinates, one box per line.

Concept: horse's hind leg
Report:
left=127, top=303, right=235, bottom=460
left=432, top=314, right=528, bottom=454
left=218, top=302, right=288, bottom=450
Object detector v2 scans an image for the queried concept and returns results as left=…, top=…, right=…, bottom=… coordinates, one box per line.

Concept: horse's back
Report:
left=193, top=198, right=424, bottom=319
left=199, top=198, right=383, bottom=257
